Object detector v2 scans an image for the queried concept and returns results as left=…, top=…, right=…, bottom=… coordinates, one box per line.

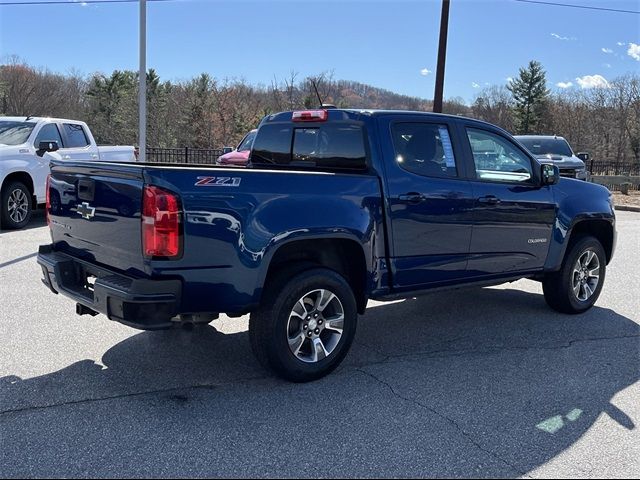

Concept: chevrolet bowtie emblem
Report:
left=77, top=202, right=95, bottom=220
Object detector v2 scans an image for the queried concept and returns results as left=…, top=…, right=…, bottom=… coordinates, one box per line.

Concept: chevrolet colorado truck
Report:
left=0, top=116, right=136, bottom=229
left=37, top=109, right=616, bottom=382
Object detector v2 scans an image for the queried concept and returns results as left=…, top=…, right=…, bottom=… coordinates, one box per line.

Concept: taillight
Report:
left=292, top=110, right=328, bottom=122
left=45, top=174, right=51, bottom=227
left=142, top=185, right=182, bottom=258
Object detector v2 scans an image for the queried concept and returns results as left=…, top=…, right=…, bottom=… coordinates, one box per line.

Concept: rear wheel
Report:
left=249, top=267, right=357, bottom=382
left=1, top=181, right=32, bottom=229
left=543, top=235, right=606, bottom=314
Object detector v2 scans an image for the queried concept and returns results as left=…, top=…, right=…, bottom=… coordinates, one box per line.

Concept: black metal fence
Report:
left=146, top=147, right=225, bottom=164
left=589, top=160, right=640, bottom=176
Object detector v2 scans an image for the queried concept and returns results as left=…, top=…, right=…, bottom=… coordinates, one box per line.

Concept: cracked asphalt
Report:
left=1, top=211, right=639, bottom=478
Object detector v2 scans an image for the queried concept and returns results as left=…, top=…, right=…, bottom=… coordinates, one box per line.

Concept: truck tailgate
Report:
left=48, top=161, right=147, bottom=275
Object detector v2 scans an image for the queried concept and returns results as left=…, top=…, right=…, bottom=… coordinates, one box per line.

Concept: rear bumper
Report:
left=37, top=245, right=181, bottom=330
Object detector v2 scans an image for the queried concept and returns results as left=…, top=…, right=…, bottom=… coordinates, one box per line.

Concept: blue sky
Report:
left=0, top=0, right=638, bottom=103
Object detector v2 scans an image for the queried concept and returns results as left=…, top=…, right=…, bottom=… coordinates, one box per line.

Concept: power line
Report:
left=513, top=0, right=639, bottom=15
left=0, top=0, right=175, bottom=5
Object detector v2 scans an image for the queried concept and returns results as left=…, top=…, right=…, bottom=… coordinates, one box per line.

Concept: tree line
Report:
left=1, top=57, right=638, bottom=165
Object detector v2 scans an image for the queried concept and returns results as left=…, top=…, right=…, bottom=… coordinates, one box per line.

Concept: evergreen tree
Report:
left=507, top=60, right=550, bottom=134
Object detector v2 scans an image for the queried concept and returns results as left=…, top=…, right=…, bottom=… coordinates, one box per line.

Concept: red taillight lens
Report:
left=142, top=185, right=181, bottom=258
left=292, top=110, right=328, bottom=122
left=45, top=174, right=51, bottom=227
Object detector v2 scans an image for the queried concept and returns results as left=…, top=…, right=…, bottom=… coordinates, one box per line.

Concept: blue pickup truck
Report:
left=38, top=109, right=616, bottom=382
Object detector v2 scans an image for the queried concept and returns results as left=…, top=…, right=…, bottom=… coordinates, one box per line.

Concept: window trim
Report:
left=389, top=120, right=461, bottom=180
left=464, top=126, right=539, bottom=186
left=33, top=123, right=63, bottom=149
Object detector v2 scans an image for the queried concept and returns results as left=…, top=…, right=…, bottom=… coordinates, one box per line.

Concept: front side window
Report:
left=467, top=128, right=533, bottom=183
left=0, top=121, right=36, bottom=146
left=63, top=123, right=89, bottom=148
left=34, top=124, right=63, bottom=148
left=391, top=123, right=457, bottom=178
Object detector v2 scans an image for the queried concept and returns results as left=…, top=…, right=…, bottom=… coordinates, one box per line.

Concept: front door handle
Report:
left=478, top=195, right=501, bottom=205
left=398, top=193, right=426, bottom=204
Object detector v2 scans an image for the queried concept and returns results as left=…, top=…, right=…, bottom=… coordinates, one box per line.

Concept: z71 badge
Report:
left=195, top=176, right=241, bottom=187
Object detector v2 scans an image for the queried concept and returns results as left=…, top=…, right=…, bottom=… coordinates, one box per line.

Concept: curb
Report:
left=614, top=205, right=640, bottom=213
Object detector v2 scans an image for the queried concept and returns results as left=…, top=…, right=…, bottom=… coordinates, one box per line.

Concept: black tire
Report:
left=543, top=235, right=606, bottom=314
left=249, top=267, right=358, bottom=382
left=1, top=181, right=32, bottom=230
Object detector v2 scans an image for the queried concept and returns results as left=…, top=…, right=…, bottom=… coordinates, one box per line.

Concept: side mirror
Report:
left=541, top=163, right=560, bottom=186
left=576, top=152, right=590, bottom=162
left=222, top=147, right=233, bottom=154
left=37, top=141, right=60, bottom=157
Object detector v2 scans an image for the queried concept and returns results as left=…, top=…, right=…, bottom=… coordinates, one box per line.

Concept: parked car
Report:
left=38, top=109, right=615, bottom=382
left=514, top=135, right=589, bottom=180
left=0, top=116, right=137, bottom=229
left=216, top=129, right=257, bottom=166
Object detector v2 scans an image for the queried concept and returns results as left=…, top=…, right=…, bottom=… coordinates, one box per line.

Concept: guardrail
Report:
left=146, top=147, right=224, bottom=164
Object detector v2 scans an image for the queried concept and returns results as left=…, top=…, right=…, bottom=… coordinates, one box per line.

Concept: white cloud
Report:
left=576, top=74, right=610, bottom=89
left=628, top=43, right=640, bottom=61
left=556, top=82, right=573, bottom=89
left=551, top=33, right=569, bottom=41
left=420, top=68, right=432, bottom=76
left=601, top=48, right=613, bottom=54
left=506, top=77, right=513, bottom=83
left=471, top=82, right=480, bottom=88
left=617, top=41, right=626, bottom=46
left=603, top=63, right=612, bottom=68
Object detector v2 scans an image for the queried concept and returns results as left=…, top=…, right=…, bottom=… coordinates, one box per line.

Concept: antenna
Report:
left=311, top=79, right=323, bottom=107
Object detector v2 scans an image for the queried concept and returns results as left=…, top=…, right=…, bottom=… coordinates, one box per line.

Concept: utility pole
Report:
left=139, top=0, right=147, bottom=162
left=433, top=0, right=450, bottom=113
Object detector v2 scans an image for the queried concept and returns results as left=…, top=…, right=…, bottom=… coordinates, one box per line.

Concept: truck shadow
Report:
left=2, top=286, right=638, bottom=477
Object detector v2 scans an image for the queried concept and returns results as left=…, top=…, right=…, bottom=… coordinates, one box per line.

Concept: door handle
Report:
left=398, top=193, right=426, bottom=204
left=478, top=195, right=501, bottom=205
left=62, top=154, right=71, bottom=160
left=90, top=154, right=98, bottom=159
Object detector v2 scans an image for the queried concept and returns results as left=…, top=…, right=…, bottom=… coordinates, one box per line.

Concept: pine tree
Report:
left=507, top=61, right=550, bottom=134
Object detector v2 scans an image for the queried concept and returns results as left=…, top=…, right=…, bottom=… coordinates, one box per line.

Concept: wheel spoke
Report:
left=573, top=281, right=581, bottom=297
left=324, top=313, right=344, bottom=333
left=588, top=267, right=600, bottom=279
left=288, top=333, right=306, bottom=356
left=311, top=337, right=328, bottom=362
left=315, top=290, right=335, bottom=312
left=583, top=282, right=594, bottom=299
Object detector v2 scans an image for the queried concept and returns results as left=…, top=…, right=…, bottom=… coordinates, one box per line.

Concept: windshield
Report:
left=517, top=137, right=573, bottom=157
left=237, top=131, right=257, bottom=152
left=0, top=121, right=36, bottom=146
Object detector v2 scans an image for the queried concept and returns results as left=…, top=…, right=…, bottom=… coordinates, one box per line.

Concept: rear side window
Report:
left=251, top=123, right=367, bottom=171
left=63, top=123, right=89, bottom=148
left=391, top=123, right=458, bottom=178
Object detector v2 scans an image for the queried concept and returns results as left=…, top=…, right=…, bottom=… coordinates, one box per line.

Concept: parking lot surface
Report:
left=1, top=212, right=638, bottom=478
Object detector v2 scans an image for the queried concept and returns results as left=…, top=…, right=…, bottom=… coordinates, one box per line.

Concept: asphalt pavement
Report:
left=1, top=211, right=638, bottom=478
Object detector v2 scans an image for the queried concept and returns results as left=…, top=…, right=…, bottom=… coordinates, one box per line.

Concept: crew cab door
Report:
left=30, top=123, right=64, bottom=202
left=458, top=124, right=556, bottom=275
left=378, top=116, right=475, bottom=289
left=58, top=122, right=99, bottom=161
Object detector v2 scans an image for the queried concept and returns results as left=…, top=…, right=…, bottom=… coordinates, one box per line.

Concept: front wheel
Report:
left=543, top=235, right=606, bottom=314
left=1, top=181, right=32, bottom=230
left=249, top=267, right=358, bottom=382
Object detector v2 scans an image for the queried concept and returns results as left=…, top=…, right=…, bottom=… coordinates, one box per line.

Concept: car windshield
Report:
left=0, top=121, right=36, bottom=146
left=517, top=137, right=573, bottom=157
left=237, top=131, right=257, bottom=152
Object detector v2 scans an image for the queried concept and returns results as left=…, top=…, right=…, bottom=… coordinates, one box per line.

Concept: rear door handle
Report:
left=478, top=195, right=501, bottom=205
left=398, top=193, right=427, bottom=204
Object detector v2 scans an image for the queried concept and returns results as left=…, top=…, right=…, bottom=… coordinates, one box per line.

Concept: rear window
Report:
left=251, top=123, right=367, bottom=171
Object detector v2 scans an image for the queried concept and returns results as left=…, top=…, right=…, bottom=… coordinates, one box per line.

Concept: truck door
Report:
left=460, top=125, right=556, bottom=275
left=378, top=117, right=475, bottom=289
left=31, top=123, right=64, bottom=202
left=58, top=122, right=98, bottom=161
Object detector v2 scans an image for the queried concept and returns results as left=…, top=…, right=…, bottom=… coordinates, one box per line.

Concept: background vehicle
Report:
left=515, top=135, right=589, bottom=180
left=216, top=129, right=257, bottom=166
left=38, top=109, right=615, bottom=382
left=0, top=116, right=137, bottom=229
